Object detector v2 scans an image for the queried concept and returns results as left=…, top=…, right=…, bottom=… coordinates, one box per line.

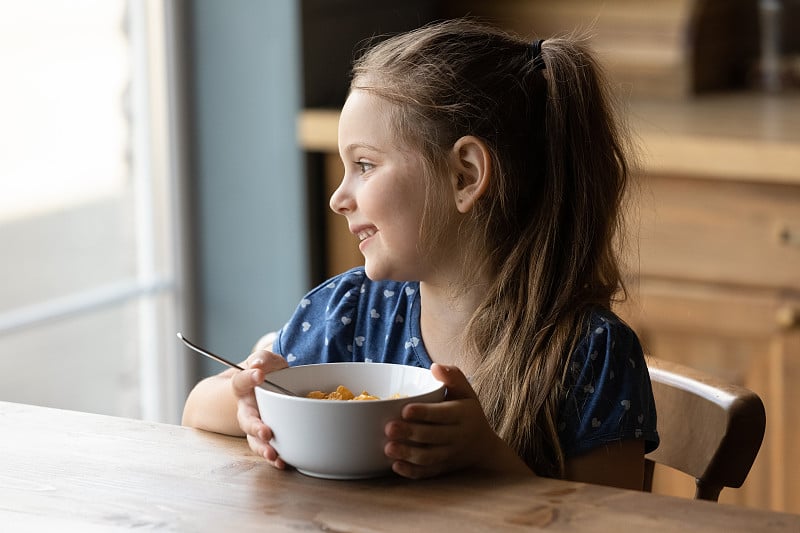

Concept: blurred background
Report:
left=0, top=0, right=798, bottom=514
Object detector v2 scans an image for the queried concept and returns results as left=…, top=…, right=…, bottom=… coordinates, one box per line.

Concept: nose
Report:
left=329, top=174, right=355, bottom=215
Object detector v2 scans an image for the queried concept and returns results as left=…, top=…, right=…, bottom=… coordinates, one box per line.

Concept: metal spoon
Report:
left=177, top=332, right=297, bottom=396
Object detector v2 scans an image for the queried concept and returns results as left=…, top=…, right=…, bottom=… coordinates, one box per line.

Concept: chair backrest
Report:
left=643, top=356, right=766, bottom=501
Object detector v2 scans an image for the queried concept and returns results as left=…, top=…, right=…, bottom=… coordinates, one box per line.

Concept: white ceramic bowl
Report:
left=254, top=362, right=445, bottom=479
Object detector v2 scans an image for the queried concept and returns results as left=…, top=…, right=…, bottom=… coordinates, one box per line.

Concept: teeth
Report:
left=357, top=228, right=376, bottom=241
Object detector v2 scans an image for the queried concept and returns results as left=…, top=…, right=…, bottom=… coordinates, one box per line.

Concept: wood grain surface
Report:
left=1, top=401, right=798, bottom=532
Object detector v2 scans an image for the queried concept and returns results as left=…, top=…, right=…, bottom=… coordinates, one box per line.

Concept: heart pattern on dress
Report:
left=404, top=337, right=420, bottom=349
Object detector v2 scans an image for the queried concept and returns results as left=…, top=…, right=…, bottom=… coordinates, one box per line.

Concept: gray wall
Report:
left=187, top=0, right=309, bottom=374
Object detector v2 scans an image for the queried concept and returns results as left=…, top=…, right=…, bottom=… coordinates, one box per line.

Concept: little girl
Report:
left=182, top=18, right=658, bottom=489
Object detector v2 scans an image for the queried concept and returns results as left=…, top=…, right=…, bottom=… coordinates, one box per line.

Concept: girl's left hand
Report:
left=384, top=363, right=528, bottom=479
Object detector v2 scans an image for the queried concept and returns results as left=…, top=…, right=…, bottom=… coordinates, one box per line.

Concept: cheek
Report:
left=356, top=182, right=386, bottom=219
left=371, top=194, right=424, bottom=249
left=387, top=182, right=425, bottom=225
left=361, top=173, right=421, bottom=220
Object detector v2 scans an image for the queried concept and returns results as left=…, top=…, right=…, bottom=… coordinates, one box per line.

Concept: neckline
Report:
left=405, top=280, right=433, bottom=369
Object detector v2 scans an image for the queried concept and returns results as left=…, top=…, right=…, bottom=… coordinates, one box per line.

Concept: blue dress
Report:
left=272, top=267, right=659, bottom=458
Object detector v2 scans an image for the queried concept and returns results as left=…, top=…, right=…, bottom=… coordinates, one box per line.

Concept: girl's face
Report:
left=331, top=90, right=440, bottom=281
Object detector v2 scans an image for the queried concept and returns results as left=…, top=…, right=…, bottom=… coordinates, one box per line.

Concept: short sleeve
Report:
left=558, top=312, right=659, bottom=458
left=271, top=268, right=366, bottom=366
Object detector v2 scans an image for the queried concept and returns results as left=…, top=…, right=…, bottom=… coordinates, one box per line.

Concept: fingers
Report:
left=238, top=389, right=287, bottom=470
left=240, top=405, right=286, bottom=469
left=385, top=366, right=499, bottom=478
left=431, top=363, right=477, bottom=401
left=245, top=349, right=290, bottom=373
left=386, top=402, right=469, bottom=441
left=385, top=423, right=448, bottom=450
left=246, top=433, right=286, bottom=469
left=398, top=400, right=465, bottom=425
left=233, top=349, right=289, bottom=469
left=237, top=399, right=268, bottom=438
left=387, top=446, right=449, bottom=480
left=232, top=350, right=289, bottom=398
left=231, top=367, right=264, bottom=397
left=388, top=364, right=477, bottom=426
left=384, top=399, right=472, bottom=479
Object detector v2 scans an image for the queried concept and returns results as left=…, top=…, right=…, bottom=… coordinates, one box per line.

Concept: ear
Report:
left=449, top=135, right=491, bottom=213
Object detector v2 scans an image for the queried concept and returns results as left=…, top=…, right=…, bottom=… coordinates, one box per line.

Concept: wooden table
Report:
left=1, top=401, right=797, bottom=532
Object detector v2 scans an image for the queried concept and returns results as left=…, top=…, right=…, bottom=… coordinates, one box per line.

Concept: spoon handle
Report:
left=177, top=333, right=296, bottom=396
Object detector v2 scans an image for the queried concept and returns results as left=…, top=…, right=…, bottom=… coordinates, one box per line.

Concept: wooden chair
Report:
left=643, top=356, right=767, bottom=501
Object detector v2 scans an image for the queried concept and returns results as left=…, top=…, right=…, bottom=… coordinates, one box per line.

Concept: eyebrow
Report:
left=342, top=142, right=385, bottom=154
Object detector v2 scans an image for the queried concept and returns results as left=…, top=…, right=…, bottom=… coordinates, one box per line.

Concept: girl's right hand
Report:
left=231, top=350, right=289, bottom=469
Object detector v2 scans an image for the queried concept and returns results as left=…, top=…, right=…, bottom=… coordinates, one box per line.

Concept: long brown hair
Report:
left=351, top=19, right=632, bottom=477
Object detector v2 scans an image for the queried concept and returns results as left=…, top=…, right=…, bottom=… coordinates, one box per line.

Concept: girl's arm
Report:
left=181, top=344, right=289, bottom=470
left=563, top=440, right=645, bottom=490
left=181, top=367, right=244, bottom=436
left=384, top=363, right=646, bottom=487
left=181, top=347, right=289, bottom=471
left=181, top=334, right=279, bottom=437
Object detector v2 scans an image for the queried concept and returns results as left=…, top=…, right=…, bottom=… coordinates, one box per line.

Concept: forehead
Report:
left=338, top=90, right=400, bottom=154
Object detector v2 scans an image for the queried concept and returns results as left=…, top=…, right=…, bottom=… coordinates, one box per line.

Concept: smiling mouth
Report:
left=357, top=228, right=376, bottom=241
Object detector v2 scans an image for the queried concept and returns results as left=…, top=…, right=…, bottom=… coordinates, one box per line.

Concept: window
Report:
left=0, top=0, right=189, bottom=422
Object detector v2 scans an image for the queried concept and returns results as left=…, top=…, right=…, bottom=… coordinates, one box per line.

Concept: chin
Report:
left=363, top=263, right=387, bottom=281
left=363, top=261, right=414, bottom=282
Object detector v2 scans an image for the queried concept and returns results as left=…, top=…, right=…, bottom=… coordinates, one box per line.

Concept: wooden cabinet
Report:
left=616, top=175, right=800, bottom=511
left=612, top=96, right=800, bottom=513
left=298, top=95, right=800, bottom=513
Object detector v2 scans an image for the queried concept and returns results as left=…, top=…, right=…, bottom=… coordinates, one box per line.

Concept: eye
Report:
left=356, top=160, right=375, bottom=174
